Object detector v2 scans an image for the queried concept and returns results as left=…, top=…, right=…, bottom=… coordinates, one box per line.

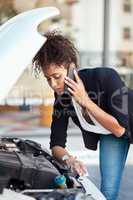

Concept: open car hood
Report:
left=0, top=7, right=60, bottom=103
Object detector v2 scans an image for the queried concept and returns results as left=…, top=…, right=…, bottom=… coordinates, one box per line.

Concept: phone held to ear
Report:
left=64, top=66, right=77, bottom=95
left=59, top=66, right=77, bottom=107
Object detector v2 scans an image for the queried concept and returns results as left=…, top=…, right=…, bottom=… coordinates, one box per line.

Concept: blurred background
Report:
left=0, top=0, right=133, bottom=111
left=0, top=1, right=133, bottom=199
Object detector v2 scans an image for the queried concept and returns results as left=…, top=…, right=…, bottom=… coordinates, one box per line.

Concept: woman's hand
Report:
left=64, top=69, right=91, bottom=108
left=65, top=156, right=87, bottom=176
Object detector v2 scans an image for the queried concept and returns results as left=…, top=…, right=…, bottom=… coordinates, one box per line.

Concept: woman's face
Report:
left=43, top=64, right=68, bottom=94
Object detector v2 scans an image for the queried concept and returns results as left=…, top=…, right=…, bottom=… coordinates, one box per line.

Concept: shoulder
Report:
left=78, top=66, right=118, bottom=74
left=78, top=66, right=119, bottom=80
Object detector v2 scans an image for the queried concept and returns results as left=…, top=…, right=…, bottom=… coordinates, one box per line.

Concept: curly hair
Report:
left=32, top=31, right=79, bottom=73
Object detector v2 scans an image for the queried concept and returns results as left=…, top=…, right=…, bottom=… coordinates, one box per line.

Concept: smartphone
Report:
left=67, top=66, right=76, bottom=81
left=64, top=66, right=77, bottom=94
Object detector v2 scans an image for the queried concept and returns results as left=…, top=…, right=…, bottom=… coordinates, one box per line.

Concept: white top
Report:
left=72, top=97, right=111, bottom=134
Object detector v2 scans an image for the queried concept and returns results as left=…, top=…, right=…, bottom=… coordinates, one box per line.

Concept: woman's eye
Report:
left=46, top=75, right=61, bottom=82
left=54, top=75, right=61, bottom=79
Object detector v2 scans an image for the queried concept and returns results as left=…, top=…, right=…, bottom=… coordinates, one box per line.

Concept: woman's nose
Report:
left=51, top=79, right=57, bottom=89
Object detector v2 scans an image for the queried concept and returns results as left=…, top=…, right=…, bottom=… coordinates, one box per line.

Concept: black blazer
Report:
left=50, top=67, right=133, bottom=151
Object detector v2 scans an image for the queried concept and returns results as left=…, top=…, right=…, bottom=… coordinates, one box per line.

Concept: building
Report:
left=72, top=0, right=133, bottom=68
left=110, top=0, right=133, bottom=67
left=72, top=0, right=103, bottom=67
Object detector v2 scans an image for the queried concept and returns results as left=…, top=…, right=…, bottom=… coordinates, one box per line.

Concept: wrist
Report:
left=83, top=95, right=94, bottom=110
left=61, top=154, right=76, bottom=165
left=80, top=93, right=89, bottom=108
left=61, top=154, right=70, bottom=162
left=61, top=154, right=73, bottom=162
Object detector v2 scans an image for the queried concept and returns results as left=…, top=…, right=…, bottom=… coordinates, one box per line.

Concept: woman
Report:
left=33, top=31, right=131, bottom=200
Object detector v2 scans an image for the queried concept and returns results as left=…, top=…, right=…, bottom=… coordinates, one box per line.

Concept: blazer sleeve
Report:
left=49, top=93, right=69, bottom=149
left=105, top=68, right=130, bottom=132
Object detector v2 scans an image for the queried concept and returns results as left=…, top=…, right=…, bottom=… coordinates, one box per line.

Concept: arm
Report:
left=50, top=93, right=87, bottom=175
left=84, top=98, right=125, bottom=137
left=52, top=145, right=87, bottom=176
left=50, top=93, right=69, bottom=153
left=65, top=68, right=127, bottom=137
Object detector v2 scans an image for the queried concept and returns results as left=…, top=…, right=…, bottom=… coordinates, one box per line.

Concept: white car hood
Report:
left=0, top=7, right=60, bottom=103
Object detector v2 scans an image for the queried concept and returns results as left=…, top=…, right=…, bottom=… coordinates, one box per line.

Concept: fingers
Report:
left=74, top=161, right=87, bottom=176
left=65, top=74, right=84, bottom=91
left=74, top=162, right=86, bottom=176
left=73, top=161, right=84, bottom=176
left=65, top=76, right=77, bottom=87
left=67, top=87, right=74, bottom=95
left=66, top=157, right=87, bottom=176
left=64, top=78, right=76, bottom=91
left=64, top=77, right=78, bottom=95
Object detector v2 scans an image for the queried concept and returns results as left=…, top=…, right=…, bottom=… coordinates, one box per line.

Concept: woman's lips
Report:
left=55, top=88, right=62, bottom=93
